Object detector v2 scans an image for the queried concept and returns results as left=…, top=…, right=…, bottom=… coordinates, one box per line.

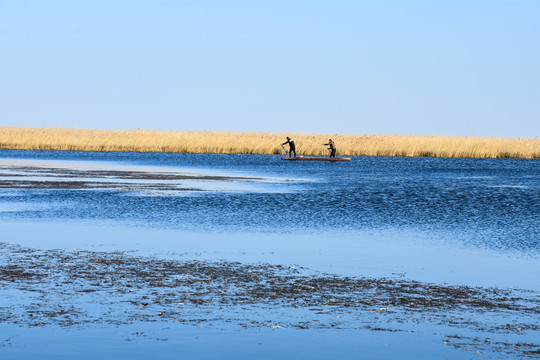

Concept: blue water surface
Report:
left=1, top=150, right=538, bottom=252
left=1, top=150, right=539, bottom=360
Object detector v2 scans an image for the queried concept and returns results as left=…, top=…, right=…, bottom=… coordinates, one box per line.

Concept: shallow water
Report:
left=1, top=150, right=538, bottom=284
left=2, top=151, right=539, bottom=244
left=1, top=323, right=474, bottom=360
left=1, top=150, right=539, bottom=358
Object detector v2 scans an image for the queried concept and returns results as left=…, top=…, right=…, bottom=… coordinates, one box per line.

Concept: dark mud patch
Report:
left=0, top=179, right=203, bottom=192
left=0, top=165, right=287, bottom=192
left=0, top=165, right=262, bottom=182
left=1, top=242, right=539, bottom=358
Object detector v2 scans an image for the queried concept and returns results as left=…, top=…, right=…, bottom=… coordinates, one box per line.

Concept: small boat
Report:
left=281, top=156, right=351, bottom=162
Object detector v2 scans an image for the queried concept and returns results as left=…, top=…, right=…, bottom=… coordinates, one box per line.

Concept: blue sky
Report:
left=1, top=0, right=539, bottom=137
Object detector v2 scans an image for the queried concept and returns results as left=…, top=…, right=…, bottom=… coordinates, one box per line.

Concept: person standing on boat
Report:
left=324, top=139, right=336, bottom=158
left=282, top=136, right=296, bottom=157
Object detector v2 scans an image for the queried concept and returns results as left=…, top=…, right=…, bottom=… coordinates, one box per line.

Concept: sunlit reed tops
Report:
left=1, top=127, right=538, bottom=159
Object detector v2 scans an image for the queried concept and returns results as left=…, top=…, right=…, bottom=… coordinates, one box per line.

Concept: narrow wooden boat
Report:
left=281, top=156, right=351, bottom=161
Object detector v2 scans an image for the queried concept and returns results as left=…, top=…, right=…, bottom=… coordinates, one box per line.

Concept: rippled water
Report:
left=1, top=150, right=538, bottom=253
left=1, top=149, right=539, bottom=289
left=1, top=150, right=539, bottom=359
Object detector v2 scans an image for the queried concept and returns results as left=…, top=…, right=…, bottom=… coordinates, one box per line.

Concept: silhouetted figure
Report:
left=324, top=139, right=336, bottom=158
left=282, top=136, right=296, bottom=157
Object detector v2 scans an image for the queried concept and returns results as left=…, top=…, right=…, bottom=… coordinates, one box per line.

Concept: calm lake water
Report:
left=1, top=150, right=539, bottom=359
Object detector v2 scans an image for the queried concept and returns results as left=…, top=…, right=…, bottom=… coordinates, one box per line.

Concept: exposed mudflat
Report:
left=1, top=242, right=539, bottom=358
left=0, top=163, right=288, bottom=192
left=0, top=165, right=260, bottom=182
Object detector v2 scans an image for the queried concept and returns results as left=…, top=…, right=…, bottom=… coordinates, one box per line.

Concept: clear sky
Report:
left=1, top=0, right=539, bottom=137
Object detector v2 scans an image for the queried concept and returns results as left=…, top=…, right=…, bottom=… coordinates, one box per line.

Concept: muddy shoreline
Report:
left=1, top=242, right=539, bottom=358
left=0, top=164, right=283, bottom=192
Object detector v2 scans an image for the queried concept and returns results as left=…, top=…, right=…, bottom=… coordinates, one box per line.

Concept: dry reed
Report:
left=0, top=126, right=538, bottom=159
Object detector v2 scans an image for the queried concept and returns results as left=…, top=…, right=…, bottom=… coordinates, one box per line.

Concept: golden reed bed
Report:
left=0, top=127, right=538, bottom=159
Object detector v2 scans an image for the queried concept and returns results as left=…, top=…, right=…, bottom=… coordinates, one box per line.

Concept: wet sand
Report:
left=1, top=242, right=539, bottom=358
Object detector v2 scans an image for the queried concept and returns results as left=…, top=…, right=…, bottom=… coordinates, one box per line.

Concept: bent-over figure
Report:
left=282, top=136, right=296, bottom=157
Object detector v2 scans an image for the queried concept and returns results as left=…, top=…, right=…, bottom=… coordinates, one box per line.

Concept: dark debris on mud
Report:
left=0, top=166, right=263, bottom=191
left=1, top=242, right=539, bottom=358
left=0, top=179, right=203, bottom=192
